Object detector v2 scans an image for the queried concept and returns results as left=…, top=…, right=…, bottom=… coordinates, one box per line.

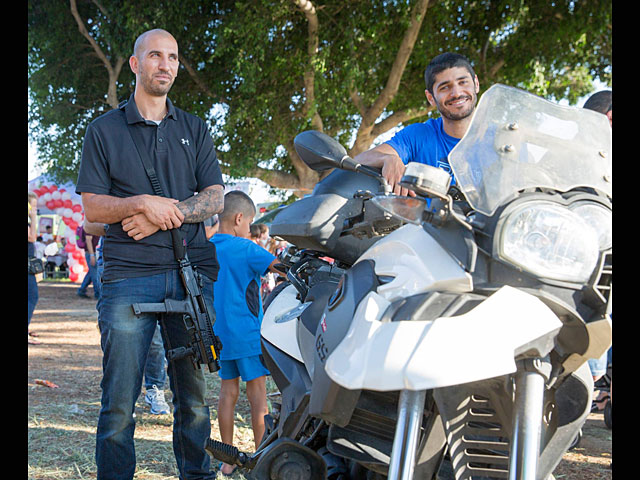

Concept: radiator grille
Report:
left=442, top=394, right=510, bottom=479
left=594, top=250, right=612, bottom=306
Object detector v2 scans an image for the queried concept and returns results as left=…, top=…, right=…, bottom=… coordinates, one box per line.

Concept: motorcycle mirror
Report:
left=294, top=130, right=357, bottom=172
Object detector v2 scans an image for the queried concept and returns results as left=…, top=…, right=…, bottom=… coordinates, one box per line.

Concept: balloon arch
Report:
left=30, top=183, right=88, bottom=283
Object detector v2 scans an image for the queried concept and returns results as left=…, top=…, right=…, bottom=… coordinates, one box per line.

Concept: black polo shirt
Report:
left=76, top=94, right=224, bottom=282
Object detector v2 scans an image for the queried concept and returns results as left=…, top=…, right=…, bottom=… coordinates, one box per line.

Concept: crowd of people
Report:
left=28, top=27, right=611, bottom=480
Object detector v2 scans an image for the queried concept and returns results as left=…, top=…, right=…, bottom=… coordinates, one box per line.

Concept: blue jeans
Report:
left=28, top=273, right=39, bottom=326
left=95, top=270, right=216, bottom=480
left=588, top=346, right=612, bottom=378
left=78, top=252, right=102, bottom=299
left=144, top=325, right=167, bottom=390
left=97, top=263, right=168, bottom=390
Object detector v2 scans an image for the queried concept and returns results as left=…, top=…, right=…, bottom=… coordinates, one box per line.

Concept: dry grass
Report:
left=27, top=282, right=275, bottom=480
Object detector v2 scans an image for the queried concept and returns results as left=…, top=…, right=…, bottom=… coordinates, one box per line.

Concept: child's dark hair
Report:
left=583, top=90, right=612, bottom=115
left=220, top=190, right=256, bottom=221
left=249, top=223, right=261, bottom=239
left=424, top=52, right=476, bottom=94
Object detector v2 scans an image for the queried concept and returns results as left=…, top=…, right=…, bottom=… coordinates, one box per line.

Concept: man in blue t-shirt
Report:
left=210, top=190, right=282, bottom=476
left=354, top=52, right=480, bottom=196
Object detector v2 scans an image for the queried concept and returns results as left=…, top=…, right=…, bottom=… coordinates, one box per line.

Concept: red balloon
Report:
left=46, top=200, right=55, bottom=210
left=32, top=188, right=42, bottom=197
left=53, top=199, right=63, bottom=208
left=69, top=221, right=78, bottom=231
left=72, top=204, right=83, bottom=213
left=69, top=272, right=79, bottom=282
left=63, top=199, right=73, bottom=208
left=50, top=185, right=58, bottom=191
left=39, top=186, right=50, bottom=194
left=65, top=243, right=76, bottom=252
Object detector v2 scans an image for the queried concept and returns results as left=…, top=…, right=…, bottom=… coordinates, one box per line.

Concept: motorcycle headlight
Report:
left=497, top=201, right=600, bottom=283
left=568, top=201, right=612, bottom=251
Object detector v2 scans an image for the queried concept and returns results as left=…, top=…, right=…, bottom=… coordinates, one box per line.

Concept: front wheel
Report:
left=569, top=429, right=582, bottom=450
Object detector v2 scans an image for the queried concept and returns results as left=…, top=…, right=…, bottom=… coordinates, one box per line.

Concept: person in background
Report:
left=249, top=223, right=261, bottom=244
left=256, top=224, right=277, bottom=255
left=210, top=191, right=283, bottom=476
left=34, top=236, right=46, bottom=260
left=204, top=214, right=219, bottom=240
left=42, top=225, right=55, bottom=245
left=249, top=224, right=281, bottom=299
left=76, top=224, right=101, bottom=300
left=583, top=90, right=612, bottom=127
left=28, top=192, right=41, bottom=345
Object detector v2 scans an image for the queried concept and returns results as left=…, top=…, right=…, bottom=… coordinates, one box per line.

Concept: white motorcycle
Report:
left=206, top=84, right=612, bottom=480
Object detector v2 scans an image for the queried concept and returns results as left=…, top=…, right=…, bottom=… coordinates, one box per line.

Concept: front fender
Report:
left=325, top=286, right=562, bottom=391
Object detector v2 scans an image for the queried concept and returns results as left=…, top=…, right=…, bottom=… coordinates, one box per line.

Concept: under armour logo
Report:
left=181, top=138, right=190, bottom=145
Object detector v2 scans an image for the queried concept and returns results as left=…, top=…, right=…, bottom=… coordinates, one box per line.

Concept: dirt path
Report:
left=27, top=282, right=612, bottom=479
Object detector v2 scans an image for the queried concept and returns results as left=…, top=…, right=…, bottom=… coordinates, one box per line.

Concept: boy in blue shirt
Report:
left=210, top=191, right=282, bottom=476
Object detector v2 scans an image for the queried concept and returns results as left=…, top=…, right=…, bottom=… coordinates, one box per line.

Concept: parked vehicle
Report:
left=206, top=84, right=612, bottom=480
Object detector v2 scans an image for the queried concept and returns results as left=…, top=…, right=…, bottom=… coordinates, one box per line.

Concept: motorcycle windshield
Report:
left=448, top=84, right=612, bottom=216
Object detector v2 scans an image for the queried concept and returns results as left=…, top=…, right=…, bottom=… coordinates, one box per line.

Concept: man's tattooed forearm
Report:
left=177, top=187, right=224, bottom=223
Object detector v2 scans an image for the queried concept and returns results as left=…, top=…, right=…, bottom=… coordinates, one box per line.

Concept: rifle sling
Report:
left=125, top=120, right=186, bottom=256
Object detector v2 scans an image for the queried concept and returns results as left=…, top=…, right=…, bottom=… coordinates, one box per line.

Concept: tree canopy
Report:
left=28, top=0, right=612, bottom=195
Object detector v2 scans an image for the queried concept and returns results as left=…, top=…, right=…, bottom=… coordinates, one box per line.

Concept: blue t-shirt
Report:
left=211, top=234, right=276, bottom=360
left=385, top=117, right=460, bottom=183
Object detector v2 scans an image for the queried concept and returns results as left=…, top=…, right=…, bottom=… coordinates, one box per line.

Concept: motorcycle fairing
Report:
left=260, top=337, right=313, bottom=440
left=298, top=280, right=341, bottom=379
left=262, top=284, right=305, bottom=362
left=356, top=224, right=473, bottom=303
left=309, top=260, right=380, bottom=426
left=325, top=285, right=563, bottom=391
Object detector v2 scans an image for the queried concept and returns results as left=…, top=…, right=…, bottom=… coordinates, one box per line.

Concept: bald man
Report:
left=77, top=29, right=224, bottom=479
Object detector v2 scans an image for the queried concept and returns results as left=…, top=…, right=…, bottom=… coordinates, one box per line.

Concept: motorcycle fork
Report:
left=387, top=389, right=427, bottom=480
left=508, top=357, right=551, bottom=480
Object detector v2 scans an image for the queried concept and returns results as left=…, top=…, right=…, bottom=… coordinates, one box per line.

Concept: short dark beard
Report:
left=436, top=93, right=477, bottom=121
left=140, top=66, right=175, bottom=97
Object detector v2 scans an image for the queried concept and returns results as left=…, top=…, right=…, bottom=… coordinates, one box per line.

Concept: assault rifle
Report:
left=132, top=229, right=222, bottom=373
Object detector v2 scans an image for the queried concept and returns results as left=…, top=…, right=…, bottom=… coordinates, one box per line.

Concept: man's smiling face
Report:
left=426, top=66, right=479, bottom=121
